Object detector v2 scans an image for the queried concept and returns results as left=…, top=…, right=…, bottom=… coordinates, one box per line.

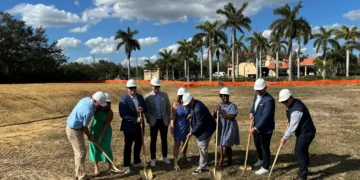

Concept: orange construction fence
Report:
left=73, top=79, right=359, bottom=87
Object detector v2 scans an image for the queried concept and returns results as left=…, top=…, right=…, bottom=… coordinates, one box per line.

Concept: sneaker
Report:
left=192, top=168, right=202, bottom=175
left=150, top=159, right=156, bottom=167
left=133, top=162, right=147, bottom=167
left=255, top=167, right=269, bottom=175
left=124, top=166, right=131, bottom=174
left=163, top=157, right=171, bottom=164
left=253, top=159, right=264, bottom=167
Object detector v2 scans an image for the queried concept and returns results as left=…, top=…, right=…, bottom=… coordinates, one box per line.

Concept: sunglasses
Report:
left=281, top=99, right=289, bottom=104
left=220, top=94, right=229, bottom=98
left=129, top=87, right=137, bottom=90
left=153, top=86, right=160, bottom=89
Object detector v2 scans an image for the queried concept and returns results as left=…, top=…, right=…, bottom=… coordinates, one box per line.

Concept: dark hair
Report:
left=177, top=95, right=183, bottom=103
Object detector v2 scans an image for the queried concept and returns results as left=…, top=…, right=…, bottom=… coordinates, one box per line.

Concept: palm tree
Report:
left=177, top=39, right=197, bottom=82
left=294, top=21, right=311, bottom=79
left=144, top=59, right=157, bottom=79
left=192, top=37, right=205, bottom=79
left=217, top=2, right=252, bottom=82
left=335, top=25, right=360, bottom=77
left=232, top=35, right=248, bottom=78
left=270, top=31, right=288, bottom=78
left=270, top=1, right=311, bottom=81
left=246, top=32, right=269, bottom=79
left=193, top=20, right=227, bottom=81
left=158, top=49, right=174, bottom=81
left=115, top=27, right=140, bottom=79
left=212, top=38, right=230, bottom=79
left=312, top=27, right=340, bottom=78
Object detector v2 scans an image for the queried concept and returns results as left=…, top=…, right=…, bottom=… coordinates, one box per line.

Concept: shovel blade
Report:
left=140, top=169, right=153, bottom=180
left=209, top=168, right=222, bottom=180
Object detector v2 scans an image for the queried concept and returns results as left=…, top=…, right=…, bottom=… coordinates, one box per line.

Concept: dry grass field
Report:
left=0, top=83, right=359, bottom=180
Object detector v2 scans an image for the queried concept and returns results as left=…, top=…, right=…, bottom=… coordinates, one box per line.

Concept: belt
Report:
left=67, top=126, right=82, bottom=131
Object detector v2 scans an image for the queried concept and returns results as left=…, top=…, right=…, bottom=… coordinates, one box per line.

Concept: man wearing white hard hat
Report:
left=66, top=91, right=107, bottom=180
left=145, top=78, right=172, bottom=167
left=182, top=93, right=216, bottom=175
left=278, top=89, right=316, bottom=180
left=249, top=78, right=275, bottom=175
left=119, top=79, right=148, bottom=174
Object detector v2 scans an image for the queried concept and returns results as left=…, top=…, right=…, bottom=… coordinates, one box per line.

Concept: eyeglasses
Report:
left=129, top=87, right=137, bottom=90
left=220, top=94, right=229, bottom=98
left=153, top=86, right=160, bottom=89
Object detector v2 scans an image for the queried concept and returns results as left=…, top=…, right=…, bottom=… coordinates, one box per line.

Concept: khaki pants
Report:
left=197, top=136, right=211, bottom=170
left=66, top=126, right=87, bottom=179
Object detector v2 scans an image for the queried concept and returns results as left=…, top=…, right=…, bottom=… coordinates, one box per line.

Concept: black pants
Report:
left=295, top=133, right=315, bottom=180
left=254, top=132, right=272, bottom=169
left=150, top=119, right=168, bottom=160
left=123, top=123, right=143, bottom=166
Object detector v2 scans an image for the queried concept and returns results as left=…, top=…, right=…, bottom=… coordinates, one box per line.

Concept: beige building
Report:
left=144, top=69, right=160, bottom=80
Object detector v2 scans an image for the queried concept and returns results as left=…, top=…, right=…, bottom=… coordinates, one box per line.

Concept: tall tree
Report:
left=158, top=49, right=174, bottom=81
left=192, top=37, right=205, bottom=79
left=270, top=1, right=311, bottom=80
left=115, top=27, right=140, bottom=79
left=193, top=20, right=227, bottom=81
left=212, top=38, right=230, bottom=79
left=246, top=32, right=269, bottom=79
left=270, top=31, right=288, bottom=78
left=232, top=35, right=248, bottom=78
left=177, top=39, right=197, bottom=82
left=335, top=25, right=360, bottom=77
left=217, top=2, right=252, bottom=82
left=312, top=27, right=340, bottom=78
left=294, top=20, right=311, bottom=79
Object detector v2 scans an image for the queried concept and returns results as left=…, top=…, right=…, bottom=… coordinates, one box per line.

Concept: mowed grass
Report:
left=0, top=83, right=359, bottom=180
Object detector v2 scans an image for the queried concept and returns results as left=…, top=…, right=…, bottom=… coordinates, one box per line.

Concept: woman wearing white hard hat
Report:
left=170, top=87, right=191, bottom=167
left=278, top=89, right=316, bottom=180
left=213, top=87, right=240, bottom=167
left=89, top=93, right=118, bottom=175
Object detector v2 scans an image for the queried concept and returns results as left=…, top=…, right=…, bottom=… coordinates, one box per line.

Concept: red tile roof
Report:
left=300, top=57, right=316, bottom=66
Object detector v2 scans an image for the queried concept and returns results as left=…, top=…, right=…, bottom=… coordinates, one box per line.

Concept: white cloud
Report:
left=85, top=36, right=159, bottom=54
left=95, top=0, right=295, bottom=25
left=262, top=29, right=272, bottom=40
left=81, top=5, right=112, bottom=24
left=57, top=37, right=81, bottom=50
left=159, top=43, right=181, bottom=54
left=74, top=0, right=80, bottom=6
left=75, top=56, right=109, bottom=64
left=138, top=37, right=160, bottom=46
left=311, top=23, right=342, bottom=34
left=7, top=3, right=82, bottom=27
left=150, top=55, right=158, bottom=60
left=121, top=56, right=156, bottom=66
left=69, top=24, right=89, bottom=33
left=343, top=9, right=360, bottom=21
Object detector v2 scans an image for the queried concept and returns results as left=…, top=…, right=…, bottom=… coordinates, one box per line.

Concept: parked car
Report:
left=213, top=72, right=227, bottom=77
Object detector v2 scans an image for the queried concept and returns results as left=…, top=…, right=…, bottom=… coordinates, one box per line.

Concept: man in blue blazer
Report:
left=249, top=78, right=275, bottom=175
left=183, top=93, right=216, bottom=175
left=119, top=79, right=148, bottom=174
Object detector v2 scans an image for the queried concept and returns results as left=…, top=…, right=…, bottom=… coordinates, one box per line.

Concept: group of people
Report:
left=65, top=77, right=316, bottom=180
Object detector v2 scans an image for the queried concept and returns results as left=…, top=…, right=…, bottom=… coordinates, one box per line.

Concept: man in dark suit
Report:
left=183, top=93, right=216, bottom=175
left=249, top=78, right=275, bottom=175
left=119, top=79, right=148, bottom=174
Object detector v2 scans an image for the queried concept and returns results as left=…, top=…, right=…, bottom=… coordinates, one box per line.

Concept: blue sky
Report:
left=1, top=0, right=359, bottom=66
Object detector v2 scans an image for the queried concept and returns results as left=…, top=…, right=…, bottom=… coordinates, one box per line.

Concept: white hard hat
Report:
left=104, top=93, right=111, bottom=102
left=92, top=91, right=107, bottom=107
left=126, top=79, right=137, bottom=87
left=177, top=87, right=187, bottom=95
left=219, top=87, right=230, bottom=95
left=182, top=93, right=194, bottom=106
left=151, top=78, right=161, bottom=86
left=254, top=78, right=266, bottom=90
left=279, top=89, right=292, bottom=102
